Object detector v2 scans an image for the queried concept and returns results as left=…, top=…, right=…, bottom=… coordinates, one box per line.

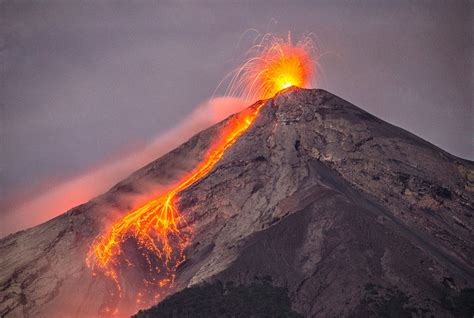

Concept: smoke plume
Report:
left=0, top=97, right=248, bottom=237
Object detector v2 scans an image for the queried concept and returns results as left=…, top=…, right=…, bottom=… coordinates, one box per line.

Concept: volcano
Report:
left=1, top=88, right=473, bottom=317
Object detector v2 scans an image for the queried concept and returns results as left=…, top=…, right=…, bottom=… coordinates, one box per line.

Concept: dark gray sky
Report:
left=1, top=0, right=473, bottom=201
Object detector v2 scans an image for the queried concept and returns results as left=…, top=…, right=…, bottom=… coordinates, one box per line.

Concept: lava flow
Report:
left=86, top=104, right=264, bottom=308
left=87, top=33, right=315, bottom=313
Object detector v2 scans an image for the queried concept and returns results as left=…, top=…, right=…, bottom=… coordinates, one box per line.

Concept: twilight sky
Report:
left=1, top=1, right=472, bottom=214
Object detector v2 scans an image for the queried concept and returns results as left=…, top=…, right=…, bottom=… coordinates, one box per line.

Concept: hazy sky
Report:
left=1, top=1, right=472, bottom=202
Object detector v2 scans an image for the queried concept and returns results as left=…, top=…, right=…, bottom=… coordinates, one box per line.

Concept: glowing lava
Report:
left=87, top=33, right=315, bottom=313
left=86, top=104, right=263, bottom=304
left=225, top=33, right=314, bottom=101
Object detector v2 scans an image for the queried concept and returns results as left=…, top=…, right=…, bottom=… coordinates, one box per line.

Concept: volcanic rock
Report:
left=1, top=88, right=473, bottom=317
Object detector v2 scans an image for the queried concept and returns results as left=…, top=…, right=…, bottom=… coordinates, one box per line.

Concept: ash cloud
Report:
left=0, top=97, right=248, bottom=237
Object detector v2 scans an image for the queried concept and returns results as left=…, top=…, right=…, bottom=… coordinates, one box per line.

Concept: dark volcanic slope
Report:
left=1, top=88, right=473, bottom=318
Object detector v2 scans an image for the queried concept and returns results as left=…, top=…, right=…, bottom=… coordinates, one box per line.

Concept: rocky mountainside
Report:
left=1, top=88, right=473, bottom=317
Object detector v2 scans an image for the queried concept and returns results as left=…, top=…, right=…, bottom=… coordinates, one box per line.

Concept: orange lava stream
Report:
left=86, top=104, right=264, bottom=303
left=87, top=32, right=314, bottom=314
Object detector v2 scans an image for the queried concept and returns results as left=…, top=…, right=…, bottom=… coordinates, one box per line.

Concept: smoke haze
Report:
left=0, top=97, right=247, bottom=236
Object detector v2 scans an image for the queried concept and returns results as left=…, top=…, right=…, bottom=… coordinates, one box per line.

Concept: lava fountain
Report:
left=87, top=33, right=315, bottom=315
left=223, top=33, right=315, bottom=101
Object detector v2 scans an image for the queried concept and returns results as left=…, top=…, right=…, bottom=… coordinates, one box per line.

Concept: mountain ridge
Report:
left=1, top=88, right=473, bottom=317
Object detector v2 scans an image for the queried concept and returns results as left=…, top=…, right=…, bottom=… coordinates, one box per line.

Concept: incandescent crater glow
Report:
left=86, top=33, right=315, bottom=314
left=225, top=33, right=315, bottom=101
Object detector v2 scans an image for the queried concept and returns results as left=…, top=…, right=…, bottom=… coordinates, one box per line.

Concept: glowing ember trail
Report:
left=224, top=33, right=315, bottom=101
left=87, top=33, right=315, bottom=314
